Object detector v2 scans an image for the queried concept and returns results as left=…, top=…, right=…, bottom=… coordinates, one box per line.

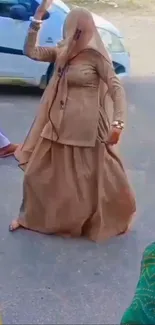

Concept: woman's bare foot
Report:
left=0, top=144, right=19, bottom=158
left=9, top=220, right=20, bottom=232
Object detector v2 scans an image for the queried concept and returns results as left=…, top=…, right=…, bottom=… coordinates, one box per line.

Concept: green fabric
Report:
left=121, top=242, right=155, bottom=325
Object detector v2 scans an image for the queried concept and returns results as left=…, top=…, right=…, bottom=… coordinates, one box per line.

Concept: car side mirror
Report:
left=10, top=4, right=31, bottom=21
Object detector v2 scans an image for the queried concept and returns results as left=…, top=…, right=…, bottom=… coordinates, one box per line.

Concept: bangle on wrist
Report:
left=112, top=120, right=124, bottom=129
left=29, top=18, right=42, bottom=32
left=30, top=16, right=43, bottom=23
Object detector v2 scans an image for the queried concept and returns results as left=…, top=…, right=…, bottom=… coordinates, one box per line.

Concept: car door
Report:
left=0, top=0, right=30, bottom=77
left=0, top=0, right=49, bottom=80
left=0, top=0, right=68, bottom=83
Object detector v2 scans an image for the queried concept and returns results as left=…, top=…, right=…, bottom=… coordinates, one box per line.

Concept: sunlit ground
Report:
left=65, top=0, right=155, bottom=12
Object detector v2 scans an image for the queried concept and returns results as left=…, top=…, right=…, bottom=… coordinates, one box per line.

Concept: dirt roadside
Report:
left=102, top=11, right=155, bottom=76
left=66, top=1, right=155, bottom=76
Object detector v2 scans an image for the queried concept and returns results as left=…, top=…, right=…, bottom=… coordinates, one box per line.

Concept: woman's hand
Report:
left=34, top=0, right=54, bottom=20
left=107, top=126, right=122, bottom=145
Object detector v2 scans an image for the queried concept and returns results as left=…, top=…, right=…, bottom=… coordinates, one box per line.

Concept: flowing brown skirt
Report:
left=17, top=138, right=136, bottom=242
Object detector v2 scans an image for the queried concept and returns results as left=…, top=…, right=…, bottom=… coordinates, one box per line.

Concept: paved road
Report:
left=0, top=78, right=155, bottom=324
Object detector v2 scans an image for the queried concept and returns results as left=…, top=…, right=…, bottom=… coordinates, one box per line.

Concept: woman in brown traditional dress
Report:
left=9, top=0, right=136, bottom=241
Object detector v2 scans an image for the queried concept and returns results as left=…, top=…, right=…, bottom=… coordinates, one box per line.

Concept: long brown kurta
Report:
left=15, top=23, right=136, bottom=242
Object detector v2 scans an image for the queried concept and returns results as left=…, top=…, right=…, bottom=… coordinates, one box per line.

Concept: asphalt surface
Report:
left=0, top=77, right=155, bottom=324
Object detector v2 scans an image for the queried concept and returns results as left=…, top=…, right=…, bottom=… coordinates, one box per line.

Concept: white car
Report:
left=0, top=0, right=130, bottom=88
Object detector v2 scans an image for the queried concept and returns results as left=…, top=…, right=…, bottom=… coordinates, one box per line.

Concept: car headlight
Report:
left=98, top=28, right=126, bottom=53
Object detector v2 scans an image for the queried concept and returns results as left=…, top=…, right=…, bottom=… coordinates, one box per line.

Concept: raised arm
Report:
left=23, top=0, right=57, bottom=62
left=96, top=52, right=127, bottom=124
left=23, top=22, right=57, bottom=62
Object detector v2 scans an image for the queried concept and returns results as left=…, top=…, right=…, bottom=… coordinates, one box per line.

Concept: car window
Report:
left=0, top=0, right=38, bottom=17
left=0, top=0, right=31, bottom=17
left=0, top=0, right=50, bottom=19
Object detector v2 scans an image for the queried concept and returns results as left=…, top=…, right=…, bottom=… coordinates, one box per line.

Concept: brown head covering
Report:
left=59, top=7, right=111, bottom=61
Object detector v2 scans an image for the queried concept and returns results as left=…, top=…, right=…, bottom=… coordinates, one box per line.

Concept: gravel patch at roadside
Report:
left=66, top=0, right=155, bottom=11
